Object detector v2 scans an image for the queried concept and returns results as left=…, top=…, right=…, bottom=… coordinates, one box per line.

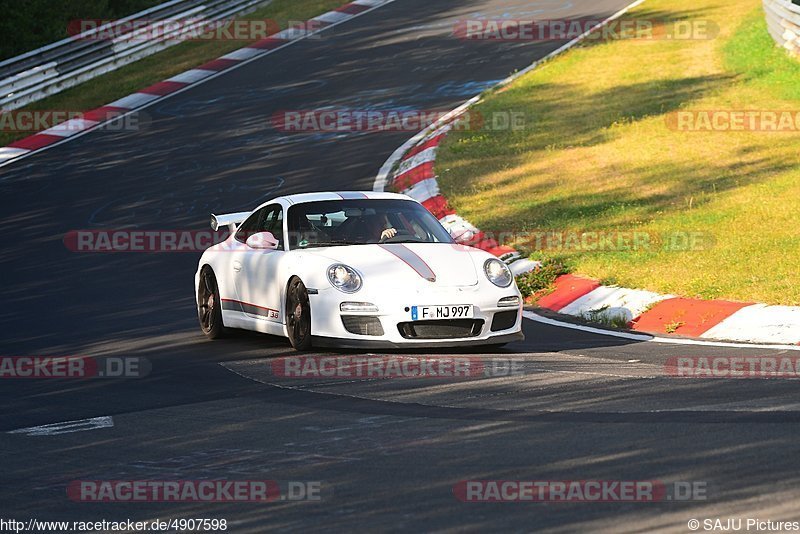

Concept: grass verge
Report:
left=436, top=0, right=800, bottom=305
left=0, top=0, right=345, bottom=147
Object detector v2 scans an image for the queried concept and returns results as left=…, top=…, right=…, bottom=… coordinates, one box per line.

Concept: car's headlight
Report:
left=484, top=258, right=513, bottom=288
left=327, top=264, right=362, bottom=293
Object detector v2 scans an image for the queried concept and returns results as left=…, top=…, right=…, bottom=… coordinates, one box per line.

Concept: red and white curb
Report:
left=536, top=274, right=800, bottom=345
left=372, top=0, right=800, bottom=347
left=0, top=0, right=394, bottom=168
left=523, top=310, right=800, bottom=351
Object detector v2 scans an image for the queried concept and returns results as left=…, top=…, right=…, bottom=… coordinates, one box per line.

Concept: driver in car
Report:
left=363, top=214, right=397, bottom=241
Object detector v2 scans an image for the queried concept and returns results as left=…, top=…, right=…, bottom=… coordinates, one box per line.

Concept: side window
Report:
left=234, top=205, right=284, bottom=246
left=234, top=207, right=267, bottom=243
left=260, top=206, right=283, bottom=241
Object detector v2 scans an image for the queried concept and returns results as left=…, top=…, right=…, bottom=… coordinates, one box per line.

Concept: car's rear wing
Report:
left=210, top=211, right=250, bottom=232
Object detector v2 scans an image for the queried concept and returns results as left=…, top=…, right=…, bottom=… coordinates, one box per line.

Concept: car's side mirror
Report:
left=246, top=231, right=280, bottom=250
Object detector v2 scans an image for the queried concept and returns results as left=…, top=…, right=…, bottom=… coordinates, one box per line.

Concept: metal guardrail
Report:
left=0, top=0, right=271, bottom=110
left=764, top=0, right=800, bottom=57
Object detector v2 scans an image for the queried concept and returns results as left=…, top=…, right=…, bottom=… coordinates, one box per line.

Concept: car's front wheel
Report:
left=286, top=278, right=312, bottom=351
left=198, top=267, right=226, bottom=339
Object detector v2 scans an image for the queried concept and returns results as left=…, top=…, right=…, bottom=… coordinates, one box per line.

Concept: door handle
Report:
left=233, top=261, right=242, bottom=273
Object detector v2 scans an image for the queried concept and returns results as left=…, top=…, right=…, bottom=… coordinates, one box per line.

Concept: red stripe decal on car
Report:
left=379, top=244, right=436, bottom=282
left=221, top=298, right=280, bottom=319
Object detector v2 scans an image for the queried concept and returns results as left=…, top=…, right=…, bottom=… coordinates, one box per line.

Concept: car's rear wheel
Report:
left=198, top=267, right=226, bottom=339
left=286, top=278, right=312, bottom=351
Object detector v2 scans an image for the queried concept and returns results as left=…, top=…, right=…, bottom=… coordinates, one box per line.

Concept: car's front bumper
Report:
left=308, top=283, right=524, bottom=349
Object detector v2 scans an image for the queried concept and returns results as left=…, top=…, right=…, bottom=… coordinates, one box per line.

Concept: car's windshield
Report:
left=287, top=199, right=454, bottom=249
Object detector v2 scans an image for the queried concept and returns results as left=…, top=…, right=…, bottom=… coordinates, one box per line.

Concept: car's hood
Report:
left=308, top=243, right=480, bottom=287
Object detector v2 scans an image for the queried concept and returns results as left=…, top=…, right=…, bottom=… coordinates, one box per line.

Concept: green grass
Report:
left=1, top=0, right=345, bottom=146
left=436, top=0, right=800, bottom=305
left=514, top=255, right=569, bottom=298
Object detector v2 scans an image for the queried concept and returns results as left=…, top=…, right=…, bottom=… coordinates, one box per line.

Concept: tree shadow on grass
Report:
left=440, top=72, right=737, bottom=222
left=437, top=68, right=794, bottom=232
left=448, top=73, right=736, bottom=161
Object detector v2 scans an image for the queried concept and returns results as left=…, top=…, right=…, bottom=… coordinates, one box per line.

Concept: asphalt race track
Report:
left=1, top=0, right=799, bottom=531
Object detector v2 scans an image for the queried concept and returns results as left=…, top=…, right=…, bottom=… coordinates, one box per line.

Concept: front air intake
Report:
left=397, top=319, right=484, bottom=339
left=341, top=316, right=384, bottom=336
left=490, top=310, right=518, bottom=332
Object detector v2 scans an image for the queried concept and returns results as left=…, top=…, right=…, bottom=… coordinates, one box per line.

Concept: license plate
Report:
left=411, top=305, right=473, bottom=320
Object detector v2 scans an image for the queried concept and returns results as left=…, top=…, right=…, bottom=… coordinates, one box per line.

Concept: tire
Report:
left=286, top=278, right=312, bottom=351
left=198, top=267, right=227, bottom=339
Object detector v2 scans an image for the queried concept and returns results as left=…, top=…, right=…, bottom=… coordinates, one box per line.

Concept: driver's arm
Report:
left=380, top=227, right=397, bottom=240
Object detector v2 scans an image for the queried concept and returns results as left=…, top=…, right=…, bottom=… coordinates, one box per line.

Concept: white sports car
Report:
left=195, top=192, right=523, bottom=350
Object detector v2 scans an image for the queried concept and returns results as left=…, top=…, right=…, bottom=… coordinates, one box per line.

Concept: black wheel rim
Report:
left=287, top=282, right=310, bottom=345
left=199, top=271, right=216, bottom=333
